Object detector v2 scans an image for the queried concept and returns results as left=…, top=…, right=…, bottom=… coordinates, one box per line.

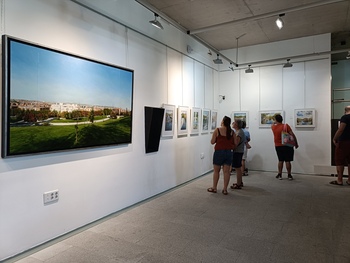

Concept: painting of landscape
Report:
left=2, top=36, right=134, bottom=157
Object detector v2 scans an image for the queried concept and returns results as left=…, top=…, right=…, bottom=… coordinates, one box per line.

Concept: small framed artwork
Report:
left=178, top=106, right=189, bottom=135
left=294, top=109, right=316, bottom=128
left=232, top=111, right=249, bottom=127
left=190, top=107, right=200, bottom=134
left=162, top=104, right=175, bottom=137
left=202, top=109, right=210, bottom=133
left=211, top=110, right=218, bottom=131
left=259, top=110, right=284, bottom=127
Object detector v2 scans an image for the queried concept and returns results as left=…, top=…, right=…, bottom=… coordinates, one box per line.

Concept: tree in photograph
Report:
left=89, top=109, right=95, bottom=123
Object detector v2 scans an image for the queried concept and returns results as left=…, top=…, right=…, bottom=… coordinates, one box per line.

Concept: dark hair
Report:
left=242, top=120, right=246, bottom=129
left=235, top=119, right=243, bottom=129
left=222, top=116, right=232, bottom=139
left=275, top=114, right=283, bottom=123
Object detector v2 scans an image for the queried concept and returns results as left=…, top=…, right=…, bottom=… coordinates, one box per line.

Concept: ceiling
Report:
left=136, top=0, right=350, bottom=60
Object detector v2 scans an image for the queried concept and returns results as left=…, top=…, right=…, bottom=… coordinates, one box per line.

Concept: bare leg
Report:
left=347, top=164, right=350, bottom=184
left=223, top=164, right=231, bottom=191
left=278, top=161, right=284, bottom=174
left=286, top=161, right=291, bottom=174
left=212, top=164, right=221, bottom=190
left=241, top=159, right=246, bottom=174
left=336, top=165, right=344, bottom=184
left=236, top=166, right=243, bottom=185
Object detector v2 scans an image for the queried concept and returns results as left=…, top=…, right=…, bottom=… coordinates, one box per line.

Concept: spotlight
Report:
left=208, top=50, right=212, bottom=56
left=283, top=59, right=293, bottom=68
left=229, top=63, right=234, bottom=71
left=213, top=54, right=223, bottom=64
left=276, top=14, right=285, bottom=30
left=149, top=13, right=163, bottom=30
left=245, top=65, right=253, bottom=73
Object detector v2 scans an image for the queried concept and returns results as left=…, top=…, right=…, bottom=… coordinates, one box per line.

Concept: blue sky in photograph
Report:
left=10, top=40, right=133, bottom=109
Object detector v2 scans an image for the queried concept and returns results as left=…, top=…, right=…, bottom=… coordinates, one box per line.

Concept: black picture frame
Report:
left=1, top=35, right=134, bottom=157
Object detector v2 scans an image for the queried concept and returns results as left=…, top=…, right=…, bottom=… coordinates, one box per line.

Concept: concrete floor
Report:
left=8, top=171, right=350, bottom=263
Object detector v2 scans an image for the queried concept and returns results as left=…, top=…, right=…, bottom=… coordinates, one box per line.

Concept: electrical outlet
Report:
left=43, top=190, right=59, bottom=204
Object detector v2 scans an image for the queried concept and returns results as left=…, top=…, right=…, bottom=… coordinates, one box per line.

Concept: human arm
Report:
left=333, top=122, right=346, bottom=145
left=211, top=128, right=219, bottom=145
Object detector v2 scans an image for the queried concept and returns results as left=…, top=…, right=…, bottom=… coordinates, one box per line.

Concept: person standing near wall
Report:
left=207, top=116, right=235, bottom=195
left=230, top=119, right=245, bottom=189
left=241, top=121, right=251, bottom=176
left=330, top=106, right=350, bottom=185
left=271, top=114, right=299, bottom=180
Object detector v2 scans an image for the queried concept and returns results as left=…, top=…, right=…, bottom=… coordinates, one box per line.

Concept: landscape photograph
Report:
left=2, top=36, right=134, bottom=157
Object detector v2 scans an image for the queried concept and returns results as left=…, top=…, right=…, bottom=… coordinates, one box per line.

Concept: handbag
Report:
left=281, top=124, right=296, bottom=147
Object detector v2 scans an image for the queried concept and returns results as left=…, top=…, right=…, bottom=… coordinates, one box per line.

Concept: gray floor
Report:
left=9, top=171, right=350, bottom=263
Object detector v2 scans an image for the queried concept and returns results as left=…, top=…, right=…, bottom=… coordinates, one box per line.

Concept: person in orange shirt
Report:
left=271, top=114, right=299, bottom=180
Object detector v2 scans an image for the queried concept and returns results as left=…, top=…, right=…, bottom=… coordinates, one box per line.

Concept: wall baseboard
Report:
left=314, top=165, right=348, bottom=176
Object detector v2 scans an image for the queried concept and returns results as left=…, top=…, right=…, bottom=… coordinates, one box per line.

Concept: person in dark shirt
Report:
left=330, top=106, right=350, bottom=185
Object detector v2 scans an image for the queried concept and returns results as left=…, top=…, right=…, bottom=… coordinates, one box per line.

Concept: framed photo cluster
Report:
left=161, top=105, right=218, bottom=137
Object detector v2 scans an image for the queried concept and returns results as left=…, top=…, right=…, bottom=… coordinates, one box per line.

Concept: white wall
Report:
left=0, top=0, right=334, bottom=260
left=0, top=0, right=216, bottom=260
left=219, top=37, right=332, bottom=174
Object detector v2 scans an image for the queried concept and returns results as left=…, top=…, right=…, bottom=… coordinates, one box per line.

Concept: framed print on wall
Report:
left=190, top=107, right=200, bottom=134
left=295, top=109, right=316, bottom=128
left=178, top=106, right=189, bottom=135
left=232, top=111, right=249, bottom=127
left=1, top=35, right=134, bottom=158
left=211, top=110, right=218, bottom=131
left=162, top=104, right=175, bottom=137
left=259, top=110, right=284, bottom=127
left=202, top=108, right=210, bottom=133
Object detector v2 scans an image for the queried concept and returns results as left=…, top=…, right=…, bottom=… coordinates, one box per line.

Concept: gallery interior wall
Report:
left=0, top=0, right=333, bottom=260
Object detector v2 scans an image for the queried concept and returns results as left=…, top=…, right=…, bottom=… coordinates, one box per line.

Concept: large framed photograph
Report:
left=202, top=108, right=210, bottom=133
left=162, top=104, right=175, bottom=137
left=259, top=110, right=284, bottom=127
left=211, top=110, right=218, bottom=131
left=1, top=35, right=134, bottom=157
left=232, top=111, right=249, bottom=127
left=177, top=106, right=189, bottom=135
left=190, top=107, right=200, bottom=134
left=295, top=109, right=316, bottom=127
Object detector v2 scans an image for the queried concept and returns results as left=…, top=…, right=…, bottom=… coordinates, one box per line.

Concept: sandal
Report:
left=329, top=180, right=343, bottom=186
left=222, top=189, right=228, bottom=195
left=207, top=187, right=217, bottom=193
left=230, top=183, right=242, bottom=189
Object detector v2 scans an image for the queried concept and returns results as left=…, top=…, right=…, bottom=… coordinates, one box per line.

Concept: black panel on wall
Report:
left=144, top=106, right=165, bottom=153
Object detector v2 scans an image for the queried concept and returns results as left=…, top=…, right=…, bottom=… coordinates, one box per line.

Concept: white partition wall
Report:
left=218, top=58, right=331, bottom=174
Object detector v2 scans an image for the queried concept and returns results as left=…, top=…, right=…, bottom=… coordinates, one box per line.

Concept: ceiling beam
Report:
left=188, top=0, right=348, bottom=35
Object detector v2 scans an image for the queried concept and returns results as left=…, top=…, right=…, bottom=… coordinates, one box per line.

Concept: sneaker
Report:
left=288, top=174, right=293, bottom=180
left=276, top=174, right=282, bottom=180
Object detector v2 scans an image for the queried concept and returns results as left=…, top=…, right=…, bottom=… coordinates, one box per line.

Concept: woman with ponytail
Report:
left=207, top=116, right=235, bottom=195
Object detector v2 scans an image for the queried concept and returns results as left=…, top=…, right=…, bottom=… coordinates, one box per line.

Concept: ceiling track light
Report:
left=207, top=49, right=212, bottom=56
left=245, top=65, right=254, bottom=73
left=213, top=54, right=223, bottom=64
left=229, top=63, right=234, bottom=71
left=276, top=13, right=285, bottom=30
left=283, top=58, right=293, bottom=68
left=149, top=13, right=163, bottom=30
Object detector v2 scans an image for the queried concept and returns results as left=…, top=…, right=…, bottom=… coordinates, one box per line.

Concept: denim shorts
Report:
left=213, top=149, right=233, bottom=166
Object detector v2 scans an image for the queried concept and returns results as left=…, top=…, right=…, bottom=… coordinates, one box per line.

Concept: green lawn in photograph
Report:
left=9, top=116, right=131, bottom=155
